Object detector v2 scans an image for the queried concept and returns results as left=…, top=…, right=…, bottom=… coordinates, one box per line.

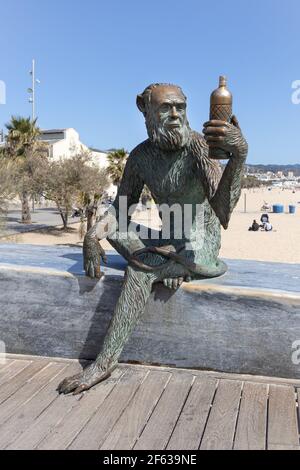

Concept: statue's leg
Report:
left=108, top=226, right=190, bottom=288
left=94, top=265, right=156, bottom=369
left=58, top=246, right=188, bottom=395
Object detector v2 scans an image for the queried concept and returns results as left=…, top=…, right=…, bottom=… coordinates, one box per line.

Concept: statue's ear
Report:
left=136, top=94, right=146, bottom=114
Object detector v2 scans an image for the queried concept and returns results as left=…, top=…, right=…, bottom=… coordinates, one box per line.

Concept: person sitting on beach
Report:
left=263, top=221, right=273, bottom=231
left=248, top=220, right=260, bottom=231
left=260, top=213, right=269, bottom=224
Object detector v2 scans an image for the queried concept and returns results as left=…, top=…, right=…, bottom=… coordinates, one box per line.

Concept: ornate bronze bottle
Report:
left=209, top=75, right=232, bottom=159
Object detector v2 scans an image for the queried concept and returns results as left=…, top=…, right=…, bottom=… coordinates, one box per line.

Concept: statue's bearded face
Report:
left=145, top=86, right=191, bottom=151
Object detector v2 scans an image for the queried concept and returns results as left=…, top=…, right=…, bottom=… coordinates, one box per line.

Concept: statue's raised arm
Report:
left=203, top=115, right=248, bottom=228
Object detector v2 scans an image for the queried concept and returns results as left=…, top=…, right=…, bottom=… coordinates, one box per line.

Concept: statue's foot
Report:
left=163, top=275, right=191, bottom=290
left=57, top=362, right=116, bottom=395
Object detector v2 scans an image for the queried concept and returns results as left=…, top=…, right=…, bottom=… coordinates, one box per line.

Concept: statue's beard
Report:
left=146, top=115, right=191, bottom=151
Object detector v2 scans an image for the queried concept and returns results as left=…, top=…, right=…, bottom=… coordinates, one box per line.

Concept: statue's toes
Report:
left=72, top=369, right=113, bottom=395
left=58, top=364, right=116, bottom=395
left=73, top=383, right=91, bottom=395
left=57, top=374, right=82, bottom=395
left=163, top=277, right=184, bottom=290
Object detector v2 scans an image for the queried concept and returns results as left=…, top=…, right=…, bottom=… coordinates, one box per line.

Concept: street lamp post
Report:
left=28, top=59, right=40, bottom=122
left=28, top=59, right=41, bottom=212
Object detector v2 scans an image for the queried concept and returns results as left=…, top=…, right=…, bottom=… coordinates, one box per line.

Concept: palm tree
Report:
left=5, top=116, right=41, bottom=223
left=106, top=148, right=128, bottom=187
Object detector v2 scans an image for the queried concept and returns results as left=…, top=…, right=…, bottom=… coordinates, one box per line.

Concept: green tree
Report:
left=41, top=151, right=109, bottom=230
left=106, top=148, right=128, bottom=187
left=0, top=154, right=16, bottom=235
left=4, top=116, right=47, bottom=223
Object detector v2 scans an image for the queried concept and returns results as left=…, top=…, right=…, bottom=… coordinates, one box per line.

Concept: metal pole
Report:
left=244, top=192, right=247, bottom=213
left=32, top=59, right=35, bottom=121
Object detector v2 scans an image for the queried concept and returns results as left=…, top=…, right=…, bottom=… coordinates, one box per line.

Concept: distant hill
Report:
left=246, top=164, right=300, bottom=176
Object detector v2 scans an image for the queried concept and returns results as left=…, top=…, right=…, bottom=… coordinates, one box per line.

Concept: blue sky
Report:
left=0, top=0, right=300, bottom=164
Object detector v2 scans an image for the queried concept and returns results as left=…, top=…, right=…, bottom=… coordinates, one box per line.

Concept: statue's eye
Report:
left=177, top=103, right=186, bottom=112
left=159, top=104, right=170, bottom=113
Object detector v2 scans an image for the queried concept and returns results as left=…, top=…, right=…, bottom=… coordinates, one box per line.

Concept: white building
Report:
left=39, top=128, right=117, bottom=197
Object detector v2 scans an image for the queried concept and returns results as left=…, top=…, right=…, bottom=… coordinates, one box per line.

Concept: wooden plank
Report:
left=167, top=377, right=217, bottom=450
left=5, top=355, right=300, bottom=388
left=197, top=370, right=300, bottom=388
left=134, top=372, right=194, bottom=450
left=5, top=353, right=83, bottom=364
left=0, top=360, right=47, bottom=406
left=7, top=378, right=83, bottom=449
left=2, top=359, right=299, bottom=451
left=68, top=368, right=148, bottom=450
left=0, top=359, right=15, bottom=371
left=101, top=370, right=171, bottom=450
left=267, top=384, right=299, bottom=450
left=234, top=382, right=268, bottom=450
left=0, top=363, right=75, bottom=449
left=5, top=356, right=300, bottom=387
left=0, top=360, right=30, bottom=386
left=37, top=368, right=125, bottom=450
left=268, top=444, right=300, bottom=450
left=0, top=362, right=62, bottom=427
left=200, top=379, right=243, bottom=450
left=117, top=363, right=300, bottom=388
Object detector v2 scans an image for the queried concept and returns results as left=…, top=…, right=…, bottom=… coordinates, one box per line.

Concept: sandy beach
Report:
left=220, top=187, right=300, bottom=263
left=1, top=187, right=300, bottom=264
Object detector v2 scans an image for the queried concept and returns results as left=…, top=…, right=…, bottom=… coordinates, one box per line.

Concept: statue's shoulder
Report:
left=128, top=139, right=153, bottom=169
left=129, top=139, right=152, bottom=158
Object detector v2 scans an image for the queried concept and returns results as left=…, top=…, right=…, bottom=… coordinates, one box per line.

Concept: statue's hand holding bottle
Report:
left=203, top=76, right=247, bottom=161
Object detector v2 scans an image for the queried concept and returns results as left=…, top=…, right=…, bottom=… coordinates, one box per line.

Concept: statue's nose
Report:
left=171, top=106, right=179, bottom=118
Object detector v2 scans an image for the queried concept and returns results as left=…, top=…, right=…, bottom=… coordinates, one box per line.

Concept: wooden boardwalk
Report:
left=0, top=354, right=300, bottom=450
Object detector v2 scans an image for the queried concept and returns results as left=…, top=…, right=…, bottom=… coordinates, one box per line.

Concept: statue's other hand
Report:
left=202, top=115, right=248, bottom=159
left=83, top=232, right=107, bottom=279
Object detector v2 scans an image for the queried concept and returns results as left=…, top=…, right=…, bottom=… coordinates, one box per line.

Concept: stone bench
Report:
left=0, top=243, right=300, bottom=379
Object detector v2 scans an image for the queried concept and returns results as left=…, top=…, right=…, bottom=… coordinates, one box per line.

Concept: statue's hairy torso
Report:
left=122, top=131, right=222, bottom=267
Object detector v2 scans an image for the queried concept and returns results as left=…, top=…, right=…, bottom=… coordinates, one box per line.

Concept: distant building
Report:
left=288, top=171, right=294, bottom=179
left=266, top=171, right=275, bottom=180
left=39, top=128, right=84, bottom=160
left=39, top=128, right=117, bottom=197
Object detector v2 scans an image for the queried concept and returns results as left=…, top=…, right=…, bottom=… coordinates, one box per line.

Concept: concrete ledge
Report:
left=0, top=244, right=300, bottom=379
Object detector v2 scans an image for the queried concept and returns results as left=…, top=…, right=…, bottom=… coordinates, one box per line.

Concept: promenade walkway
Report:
left=0, top=354, right=299, bottom=450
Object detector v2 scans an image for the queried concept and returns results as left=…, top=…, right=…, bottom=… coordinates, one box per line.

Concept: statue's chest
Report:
left=142, top=151, right=203, bottom=200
